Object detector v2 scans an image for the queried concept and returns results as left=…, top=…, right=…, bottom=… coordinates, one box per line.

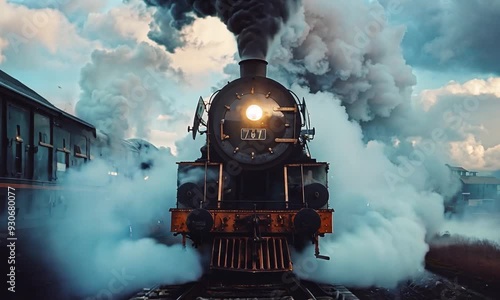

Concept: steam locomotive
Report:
left=172, top=59, right=333, bottom=272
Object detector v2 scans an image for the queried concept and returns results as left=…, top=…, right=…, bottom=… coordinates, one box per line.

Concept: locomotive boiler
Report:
left=171, top=59, right=333, bottom=272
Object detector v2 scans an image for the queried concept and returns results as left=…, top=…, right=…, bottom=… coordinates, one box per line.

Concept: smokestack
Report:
left=239, top=59, right=268, bottom=78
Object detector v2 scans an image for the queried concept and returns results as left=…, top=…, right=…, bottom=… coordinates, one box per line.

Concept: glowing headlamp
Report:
left=246, top=104, right=263, bottom=121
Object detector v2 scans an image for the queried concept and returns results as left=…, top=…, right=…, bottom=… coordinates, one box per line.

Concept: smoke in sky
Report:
left=266, top=1, right=412, bottom=123
left=144, top=0, right=300, bottom=59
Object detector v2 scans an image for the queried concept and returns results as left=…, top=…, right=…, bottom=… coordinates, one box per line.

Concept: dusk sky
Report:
left=1, top=0, right=500, bottom=171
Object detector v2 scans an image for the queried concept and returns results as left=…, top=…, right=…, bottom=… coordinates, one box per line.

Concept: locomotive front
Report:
left=208, top=59, right=301, bottom=170
left=171, top=59, right=333, bottom=272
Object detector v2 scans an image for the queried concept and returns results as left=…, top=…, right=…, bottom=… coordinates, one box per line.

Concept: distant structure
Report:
left=447, top=164, right=500, bottom=213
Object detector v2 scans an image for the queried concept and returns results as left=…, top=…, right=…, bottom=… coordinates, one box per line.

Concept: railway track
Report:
left=127, top=269, right=493, bottom=300
left=127, top=272, right=359, bottom=300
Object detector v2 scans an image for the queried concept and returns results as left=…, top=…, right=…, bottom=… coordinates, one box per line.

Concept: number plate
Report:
left=241, top=128, right=266, bottom=140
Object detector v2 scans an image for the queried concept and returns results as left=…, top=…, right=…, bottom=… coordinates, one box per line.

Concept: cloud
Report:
left=0, top=0, right=102, bottom=121
left=0, top=0, right=93, bottom=66
left=167, top=16, right=237, bottom=79
left=10, top=0, right=112, bottom=24
left=146, top=3, right=190, bottom=53
left=0, top=37, right=8, bottom=63
left=76, top=42, right=182, bottom=140
left=379, top=0, right=500, bottom=74
left=415, top=77, right=500, bottom=170
left=449, top=134, right=500, bottom=171
left=420, top=78, right=500, bottom=110
left=83, top=3, right=152, bottom=47
left=83, top=1, right=154, bottom=48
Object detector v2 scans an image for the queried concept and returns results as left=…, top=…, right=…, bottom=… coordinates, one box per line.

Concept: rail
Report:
left=127, top=273, right=359, bottom=300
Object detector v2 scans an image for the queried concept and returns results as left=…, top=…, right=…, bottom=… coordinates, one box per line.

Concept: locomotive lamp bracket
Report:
left=188, top=126, right=206, bottom=135
left=301, top=128, right=316, bottom=141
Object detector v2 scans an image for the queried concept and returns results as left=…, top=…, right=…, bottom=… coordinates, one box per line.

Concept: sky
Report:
left=2, top=0, right=500, bottom=293
left=1, top=0, right=500, bottom=172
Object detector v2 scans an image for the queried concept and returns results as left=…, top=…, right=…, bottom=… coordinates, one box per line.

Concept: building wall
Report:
left=462, top=184, right=499, bottom=200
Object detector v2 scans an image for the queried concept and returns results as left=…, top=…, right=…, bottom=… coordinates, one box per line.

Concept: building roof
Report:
left=0, top=69, right=56, bottom=108
left=447, top=164, right=469, bottom=172
left=461, top=176, right=500, bottom=185
left=0, top=69, right=96, bottom=134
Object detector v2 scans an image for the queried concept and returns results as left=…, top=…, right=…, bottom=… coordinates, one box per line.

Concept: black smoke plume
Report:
left=144, top=0, right=300, bottom=59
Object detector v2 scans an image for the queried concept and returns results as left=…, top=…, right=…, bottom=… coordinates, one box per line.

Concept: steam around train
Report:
left=172, top=59, right=333, bottom=272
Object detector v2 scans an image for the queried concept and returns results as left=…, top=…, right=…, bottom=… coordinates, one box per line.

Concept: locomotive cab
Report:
left=171, top=59, right=333, bottom=272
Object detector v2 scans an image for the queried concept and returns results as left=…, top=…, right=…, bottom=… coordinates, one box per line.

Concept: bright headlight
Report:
left=246, top=104, right=263, bottom=121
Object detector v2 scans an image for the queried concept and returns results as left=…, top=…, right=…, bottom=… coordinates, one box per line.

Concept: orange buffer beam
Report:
left=170, top=209, right=333, bottom=234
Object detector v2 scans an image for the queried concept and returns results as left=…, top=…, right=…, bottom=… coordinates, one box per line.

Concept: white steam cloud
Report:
left=44, top=149, right=203, bottom=298
left=441, top=215, right=500, bottom=245
left=290, top=88, right=444, bottom=288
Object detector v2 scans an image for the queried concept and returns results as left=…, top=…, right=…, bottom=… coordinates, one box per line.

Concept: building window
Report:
left=73, top=135, right=88, bottom=159
left=56, top=138, right=69, bottom=172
